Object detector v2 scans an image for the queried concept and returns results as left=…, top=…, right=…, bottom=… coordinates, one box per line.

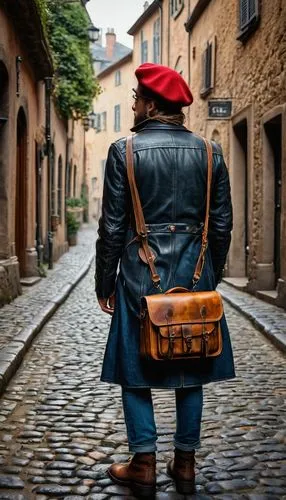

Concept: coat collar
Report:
left=130, top=118, right=191, bottom=134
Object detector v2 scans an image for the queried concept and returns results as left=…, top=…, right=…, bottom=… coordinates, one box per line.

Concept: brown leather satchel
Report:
left=126, top=135, right=223, bottom=361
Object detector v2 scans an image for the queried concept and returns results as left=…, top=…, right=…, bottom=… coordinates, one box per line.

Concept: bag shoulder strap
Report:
left=126, top=134, right=213, bottom=289
left=126, top=135, right=161, bottom=289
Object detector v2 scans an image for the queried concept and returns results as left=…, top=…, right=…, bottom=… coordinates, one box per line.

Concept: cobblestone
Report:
left=0, top=262, right=285, bottom=498
left=0, top=225, right=95, bottom=349
left=0, top=226, right=95, bottom=393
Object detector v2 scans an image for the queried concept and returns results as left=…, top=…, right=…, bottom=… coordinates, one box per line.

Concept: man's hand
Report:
left=98, top=294, right=115, bottom=316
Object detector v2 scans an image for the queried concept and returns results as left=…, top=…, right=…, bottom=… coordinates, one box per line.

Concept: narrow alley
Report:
left=0, top=256, right=285, bottom=499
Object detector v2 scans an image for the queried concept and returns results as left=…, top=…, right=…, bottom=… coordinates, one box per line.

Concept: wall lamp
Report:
left=83, top=111, right=97, bottom=131
left=88, top=25, right=100, bottom=43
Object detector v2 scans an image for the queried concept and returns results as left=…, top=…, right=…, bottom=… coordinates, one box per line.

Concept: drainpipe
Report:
left=44, top=77, right=53, bottom=270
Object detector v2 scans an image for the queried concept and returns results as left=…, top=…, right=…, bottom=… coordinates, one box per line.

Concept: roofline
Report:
left=185, top=0, right=212, bottom=32
left=127, top=0, right=161, bottom=35
left=97, top=52, right=133, bottom=79
left=2, top=0, right=53, bottom=78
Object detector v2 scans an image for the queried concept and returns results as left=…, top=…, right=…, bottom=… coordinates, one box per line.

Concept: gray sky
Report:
left=86, top=0, right=145, bottom=48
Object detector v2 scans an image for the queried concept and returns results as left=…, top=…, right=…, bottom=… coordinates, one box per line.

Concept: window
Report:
left=101, top=111, right=107, bottom=131
left=57, top=155, right=63, bottom=222
left=153, top=18, right=160, bottom=64
left=51, top=144, right=56, bottom=214
left=73, top=165, right=77, bottom=197
left=174, top=55, right=183, bottom=76
left=115, top=70, right=121, bottom=86
left=238, top=0, right=259, bottom=41
left=170, top=0, right=184, bottom=18
left=201, top=37, right=216, bottom=98
left=91, top=176, right=97, bottom=194
left=101, top=159, right=106, bottom=182
left=114, top=105, right=121, bottom=132
left=66, top=161, right=72, bottom=198
left=141, top=31, right=148, bottom=63
left=96, top=113, right=101, bottom=132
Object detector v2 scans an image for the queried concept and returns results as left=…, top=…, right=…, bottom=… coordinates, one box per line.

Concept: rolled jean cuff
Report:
left=128, top=442, right=157, bottom=453
left=174, top=439, right=201, bottom=451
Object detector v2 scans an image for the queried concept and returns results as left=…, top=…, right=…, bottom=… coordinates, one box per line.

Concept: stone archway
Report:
left=15, top=107, right=28, bottom=276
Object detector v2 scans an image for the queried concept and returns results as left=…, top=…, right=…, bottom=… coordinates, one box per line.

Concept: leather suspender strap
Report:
left=126, top=136, right=161, bottom=288
left=193, top=137, right=213, bottom=285
left=126, top=135, right=213, bottom=290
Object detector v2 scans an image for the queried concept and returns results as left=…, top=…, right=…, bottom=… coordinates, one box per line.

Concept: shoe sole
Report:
left=107, top=468, right=156, bottom=498
left=167, top=463, right=195, bottom=495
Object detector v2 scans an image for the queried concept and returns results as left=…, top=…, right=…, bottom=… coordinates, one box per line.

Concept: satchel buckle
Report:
left=167, top=330, right=175, bottom=359
left=184, top=335, right=192, bottom=353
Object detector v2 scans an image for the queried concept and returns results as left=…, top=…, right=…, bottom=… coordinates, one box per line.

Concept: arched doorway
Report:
left=0, top=61, right=9, bottom=260
left=15, top=107, right=27, bottom=276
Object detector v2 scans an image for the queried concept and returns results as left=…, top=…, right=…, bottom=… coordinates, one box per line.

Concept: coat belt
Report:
left=143, top=223, right=204, bottom=234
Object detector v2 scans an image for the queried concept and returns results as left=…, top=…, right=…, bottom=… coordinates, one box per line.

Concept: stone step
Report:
left=222, top=277, right=248, bottom=291
left=20, top=276, right=42, bottom=286
left=256, top=289, right=278, bottom=306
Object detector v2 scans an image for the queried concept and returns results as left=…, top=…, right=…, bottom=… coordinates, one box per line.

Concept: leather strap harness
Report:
left=126, top=135, right=213, bottom=291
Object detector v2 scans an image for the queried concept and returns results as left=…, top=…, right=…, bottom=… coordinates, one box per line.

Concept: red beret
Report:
left=135, top=63, right=193, bottom=107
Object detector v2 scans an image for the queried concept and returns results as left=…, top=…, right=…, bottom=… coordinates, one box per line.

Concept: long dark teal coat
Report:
left=96, top=120, right=235, bottom=388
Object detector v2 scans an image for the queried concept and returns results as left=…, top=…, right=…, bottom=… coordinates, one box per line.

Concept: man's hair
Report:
left=138, top=84, right=185, bottom=125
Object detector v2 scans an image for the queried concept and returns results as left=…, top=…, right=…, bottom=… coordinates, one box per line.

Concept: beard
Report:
left=133, top=111, right=148, bottom=127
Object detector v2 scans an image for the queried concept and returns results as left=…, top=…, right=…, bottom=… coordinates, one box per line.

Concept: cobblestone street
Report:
left=0, top=265, right=285, bottom=499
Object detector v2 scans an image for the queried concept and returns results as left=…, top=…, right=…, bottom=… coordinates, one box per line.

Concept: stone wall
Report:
left=186, top=0, right=286, bottom=307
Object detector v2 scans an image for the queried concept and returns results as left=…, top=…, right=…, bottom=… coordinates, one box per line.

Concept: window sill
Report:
left=200, top=87, right=213, bottom=99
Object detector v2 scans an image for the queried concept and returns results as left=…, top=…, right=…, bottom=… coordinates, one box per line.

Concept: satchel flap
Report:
left=142, top=291, right=223, bottom=326
left=158, top=323, right=216, bottom=338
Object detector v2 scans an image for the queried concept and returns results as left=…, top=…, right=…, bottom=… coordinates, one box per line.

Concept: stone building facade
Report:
left=0, top=0, right=88, bottom=305
left=88, top=0, right=285, bottom=308
left=86, top=31, right=133, bottom=220
left=185, top=0, right=286, bottom=308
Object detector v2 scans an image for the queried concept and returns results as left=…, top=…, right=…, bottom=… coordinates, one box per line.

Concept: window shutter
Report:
left=97, top=114, right=101, bottom=132
left=114, top=105, right=120, bottom=132
left=206, top=42, right=212, bottom=90
left=240, top=0, right=248, bottom=29
left=249, top=0, right=257, bottom=20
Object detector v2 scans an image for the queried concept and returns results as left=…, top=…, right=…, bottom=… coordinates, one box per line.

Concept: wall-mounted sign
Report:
left=208, top=100, right=232, bottom=119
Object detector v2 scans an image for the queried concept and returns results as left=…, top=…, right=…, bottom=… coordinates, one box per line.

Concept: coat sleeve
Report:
left=208, top=146, right=233, bottom=286
left=95, top=141, right=130, bottom=299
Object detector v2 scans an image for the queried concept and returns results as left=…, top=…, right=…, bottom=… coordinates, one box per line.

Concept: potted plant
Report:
left=66, top=197, right=84, bottom=225
left=66, top=211, right=80, bottom=246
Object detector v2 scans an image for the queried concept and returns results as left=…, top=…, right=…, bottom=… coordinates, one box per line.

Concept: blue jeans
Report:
left=121, top=386, right=203, bottom=453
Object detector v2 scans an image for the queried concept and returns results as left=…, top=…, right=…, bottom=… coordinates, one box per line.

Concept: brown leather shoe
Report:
left=108, top=452, right=156, bottom=498
left=167, top=448, right=195, bottom=494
